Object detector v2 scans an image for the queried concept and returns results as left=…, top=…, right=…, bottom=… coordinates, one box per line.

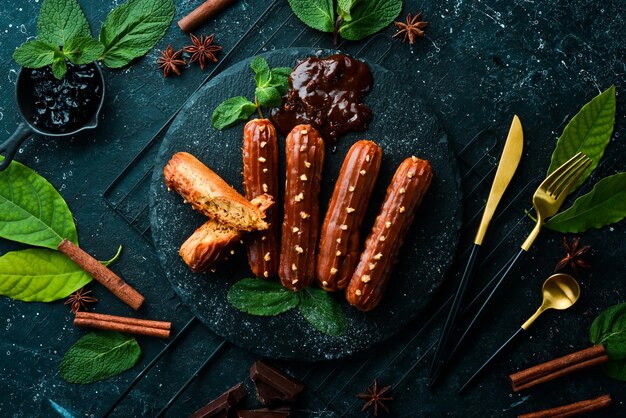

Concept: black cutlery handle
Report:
left=428, top=244, right=480, bottom=384
left=447, top=247, right=527, bottom=362
left=458, top=327, right=525, bottom=393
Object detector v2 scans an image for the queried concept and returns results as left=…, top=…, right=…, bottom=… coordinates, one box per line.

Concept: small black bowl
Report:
left=0, top=62, right=105, bottom=171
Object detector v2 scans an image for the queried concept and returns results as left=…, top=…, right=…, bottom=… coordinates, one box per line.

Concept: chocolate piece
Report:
left=250, top=361, right=304, bottom=405
left=270, top=54, right=373, bottom=143
left=236, top=407, right=291, bottom=418
left=190, top=382, right=247, bottom=418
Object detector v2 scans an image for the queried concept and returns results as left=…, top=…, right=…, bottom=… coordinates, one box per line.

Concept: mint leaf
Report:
left=38, top=0, right=91, bottom=46
left=51, top=57, right=67, bottom=79
left=0, top=249, right=92, bottom=302
left=12, top=40, right=58, bottom=68
left=0, top=157, right=78, bottom=249
left=250, top=56, right=271, bottom=87
left=227, top=278, right=300, bottom=316
left=339, top=0, right=402, bottom=41
left=298, top=287, right=348, bottom=336
left=270, top=67, right=291, bottom=94
left=547, top=86, right=616, bottom=192
left=63, top=36, right=104, bottom=65
left=99, top=0, right=175, bottom=68
left=271, top=67, right=292, bottom=78
left=338, top=0, right=358, bottom=21
left=60, top=331, right=141, bottom=384
left=545, top=172, right=626, bottom=233
left=288, top=0, right=335, bottom=32
left=212, top=96, right=257, bottom=130
left=256, top=86, right=282, bottom=108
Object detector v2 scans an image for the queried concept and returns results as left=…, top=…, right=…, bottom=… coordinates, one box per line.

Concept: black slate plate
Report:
left=150, top=48, right=462, bottom=361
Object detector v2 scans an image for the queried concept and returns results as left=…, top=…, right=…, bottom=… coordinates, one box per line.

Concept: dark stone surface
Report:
left=0, top=0, right=624, bottom=417
left=150, top=48, right=462, bottom=361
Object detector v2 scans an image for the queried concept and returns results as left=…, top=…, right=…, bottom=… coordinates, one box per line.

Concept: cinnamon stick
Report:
left=58, top=239, right=144, bottom=310
left=518, top=394, right=612, bottom=418
left=509, top=345, right=608, bottom=392
left=178, top=0, right=236, bottom=33
left=74, top=312, right=171, bottom=339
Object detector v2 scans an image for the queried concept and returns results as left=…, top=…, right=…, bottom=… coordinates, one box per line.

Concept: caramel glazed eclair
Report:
left=243, top=119, right=280, bottom=279
left=347, top=156, right=433, bottom=311
left=316, top=140, right=382, bottom=291
left=279, top=125, right=325, bottom=291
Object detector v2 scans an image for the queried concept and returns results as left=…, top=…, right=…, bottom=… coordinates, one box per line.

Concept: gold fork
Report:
left=430, top=152, right=592, bottom=381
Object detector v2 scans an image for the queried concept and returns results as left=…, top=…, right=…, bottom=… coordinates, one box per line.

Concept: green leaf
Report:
left=270, top=68, right=291, bottom=95
left=287, top=0, right=335, bottom=32
left=602, top=359, right=626, bottom=382
left=0, top=158, right=77, bottom=249
left=0, top=249, right=91, bottom=302
left=298, top=287, right=348, bottom=336
left=338, top=0, right=402, bottom=41
left=99, top=0, right=175, bottom=68
left=227, top=278, right=300, bottom=316
left=256, top=86, right=282, bottom=108
left=37, top=0, right=91, bottom=46
left=211, top=96, right=258, bottom=130
left=60, top=331, right=141, bottom=384
left=338, top=0, right=358, bottom=21
left=12, top=40, right=58, bottom=68
left=589, top=303, right=626, bottom=360
left=250, top=56, right=271, bottom=87
left=547, top=86, right=616, bottom=192
left=546, top=172, right=626, bottom=233
left=51, top=57, right=67, bottom=79
left=271, top=67, right=292, bottom=78
left=63, top=36, right=104, bottom=65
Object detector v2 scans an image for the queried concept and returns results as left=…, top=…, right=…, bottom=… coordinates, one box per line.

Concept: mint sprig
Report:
left=227, top=278, right=348, bottom=337
left=288, top=0, right=402, bottom=45
left=12, top=0, right=174, bottom=79
left=211, top=56, right=291, bottom=130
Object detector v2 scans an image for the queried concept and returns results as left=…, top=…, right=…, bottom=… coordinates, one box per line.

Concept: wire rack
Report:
left=101, top=1, right=543, bottom=416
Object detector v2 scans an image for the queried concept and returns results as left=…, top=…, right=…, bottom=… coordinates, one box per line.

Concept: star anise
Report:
left=65, top=287, right=98, bottom=313
left=555, top=236, right=591, bottom=275
left=393, top=12, right=429, bottom=44
left=184, top=34, right=222, bottom=70
left=356, top=379, right=392, bottom=416
left=157, top=45, right=186, bottom=77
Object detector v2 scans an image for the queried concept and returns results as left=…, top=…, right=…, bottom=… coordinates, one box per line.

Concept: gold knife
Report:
left=428, top=115, right=524, bottom=386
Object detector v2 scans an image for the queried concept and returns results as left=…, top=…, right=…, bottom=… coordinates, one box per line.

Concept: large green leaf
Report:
left=338, top=0, right=402, bottom=41
left=12, top=40, right=58, bottom=68
left=546, top=172, right=626, bottom=232
left=298, top=287, right=347, bottom=336
left=60, top=331, right=141, bottom=384
left=227, top=278, right=300, bottom=316
left=602, top=359, right=626, bottom=382
left=589, top=303, right=626, bottom=361
left=0, top=158, right=77, bottom=249
left=37, top=0, right=91, bottom=46
left=287, top=0, right=335, bottom=32
left=99, top=0, right=175, bottom=68
left=547, top=86, right=616, bottom=192
left=0, top=249, right=91, bottom=302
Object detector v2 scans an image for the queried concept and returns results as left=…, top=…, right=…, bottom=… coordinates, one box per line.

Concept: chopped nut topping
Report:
left=330, top=268, right=338, bottom=275
left=399, top=187, right=406, bottom=194
left=167, top=187, right=171, bottom=192
left=295, top=245, right=303, bottom=253
left=258, top=156, right=266, bottom=163
left=183, top=199, right=188, bottom=204
left=294, top=192, right=304, bottom=202
left=264, top=252, right=271, bottom=261
left=263, top=168, right=268, bottom=173
left=355, top=289, right=362, bottom=296
left=300, top=144, right=306, bottom=152
left=374, top=253, right=383, bottom=260
left=300, top=174, right=308, bottom=181
left=210, top=268, right=217, bottom=273
left=292, top=226, right=300, bottom=233
left=258, top=125, right=266, bottom=132
left=399, top=206, right=406, bottom=213
left=407, top=172, right=414, bottom=178
left=348, top=186, right=355, bottom=192
left=300, top=129, right=308, bottom=135
left=292, top=279, right=299, bottom=284
left=260, top=141, right=267, bottom=148
left=292, top=263, right=298, bottom=271
left=359, top=169, right=366, bottom=175
left=336, top=250, right=342, bottom=256
left=322, top=280, right=329, bottom=286
left=336, top=238, right=342, bottom=244
left=263, top=271, right=269, bottom=278
left=262, top=183, right=268, bottom=193
left=347, top=207, right=355, bottom=213
left=361, top=275, right=371, bottom=283
left=411, top=155, right=418, bottom=162
left=300, top=211, right=310, bottom=219
left=365, top=155, right=371, bottom=162
left=261, top=236, right=266, bottom=241
left=379, top=236, right=386, bottom=242
left=385, top=221, right=391, bottom=229
left=369, top=263, right=376, bottom=270
left=304, top=161, right=311, bottom=168
left=230, top=250, right=235, bottom=255
left=340, top=224, right=348, bottom=230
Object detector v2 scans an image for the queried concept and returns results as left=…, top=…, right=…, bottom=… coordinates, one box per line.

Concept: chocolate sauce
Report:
left=270, top=54, right=373, bottom=143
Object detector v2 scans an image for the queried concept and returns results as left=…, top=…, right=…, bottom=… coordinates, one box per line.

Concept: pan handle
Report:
left=0, top=122, right=33, bottom=171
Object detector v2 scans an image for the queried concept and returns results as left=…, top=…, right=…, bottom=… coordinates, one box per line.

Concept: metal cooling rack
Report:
left=101, top=1, right=544, bottom=416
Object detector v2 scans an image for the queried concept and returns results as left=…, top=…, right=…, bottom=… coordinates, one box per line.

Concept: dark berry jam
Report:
left=28, top=62, right=102, bottom=133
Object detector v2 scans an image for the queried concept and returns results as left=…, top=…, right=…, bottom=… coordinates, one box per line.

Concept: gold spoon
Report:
left=459, top=273, right=580, bottom=393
